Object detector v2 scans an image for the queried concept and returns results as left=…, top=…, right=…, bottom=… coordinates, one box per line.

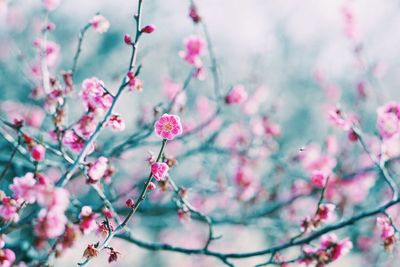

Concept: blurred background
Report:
left=1, top=0, right=400, bottom=266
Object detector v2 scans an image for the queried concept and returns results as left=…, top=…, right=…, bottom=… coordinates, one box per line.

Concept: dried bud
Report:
left=83, top=244, right=98, bottom=259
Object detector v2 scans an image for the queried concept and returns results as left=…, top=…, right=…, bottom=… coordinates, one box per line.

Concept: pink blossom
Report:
left=34, top=209, right=67, bottom=239
left=79, top=206, right=97, bottom=234
left=151, top=162, right=169, bottom=181
left=75, top=114, right=98, bottom=139
left=377, top=102, right=400, bottom=139
left=62, top=130, right=94, bottom=154
left=376, top=216, right=395, bottom=239
left=0, top=248, right=16, bottom=267
left=31, top=144, right=46, bottom=162
left=33, top=39, right=60, bottom=67
left=179, top=34, right=205, bottom=68
left=89, top=15, right=110, bottom=33
left=0, top=197, right=19, bottom=222
left=36, top=187, right=70, bottom=212
left=42, top=0, right=60, bottom=11
left=225, top=85, right=248, bottom=105
left=311, top=170, right=327, bottom=188
left=106, top=114, right=125, bottom=131
left=80, top=77, right=113, bottom=112
left=10, top=172, right=37, bottom=203
left=154, top=113, right=183, bottom=140
left=87, top=157, right=108, bottom=183
left=316, top=203, right=336, bottom=223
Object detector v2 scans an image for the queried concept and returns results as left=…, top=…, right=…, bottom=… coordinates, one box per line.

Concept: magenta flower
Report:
left=0, top=248, right=16, bottom=267
left=151, top=162, right=169, bottom=181
left=310, top=170, right=327, bottom=188
left=154, top=113, right=183, bottom=140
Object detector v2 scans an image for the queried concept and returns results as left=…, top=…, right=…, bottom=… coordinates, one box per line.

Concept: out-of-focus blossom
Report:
left=311, top=170, right=327, bottom=188
left=225, top=85, right=248, bottom=105
left=42, top=0, right=60, bottom=11
left=34, top=208, right=68, bottom=239
left=0, top=197, right=19, bottom=222
left=89, top=15, right=110, bottom=33
left=106, top=114, right=125, bottom=131
left=87, top=157, right=108, bottom=183
left=376, top=216, right=397, bottom=251
left=10, top=172, right=37, bottom=204
left=154, top=114, right=183, bottom=140
left=179, top=34, right=205, bottom=68
left=79, top=206, right=97, bottom=235
left=0, top=248, right=16, bottom=267
left=377, top=102, right=400, bottom=139
left=151, top=162, right=169, bottom=181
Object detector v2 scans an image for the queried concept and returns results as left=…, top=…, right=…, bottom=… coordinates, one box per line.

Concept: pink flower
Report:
left=311, top=170, right=327, bottom=188
left=87, top=157, right=108, bottom=183
left=79, top=206, right=97, bottom=235
left=0, top=248, right=16, bottom=267
left=377, top=102, right=400, bottom=139
left=31, top=144, right=46, bottom=162
left=154, top=113, right=183, bottom=140
left=62, top=130, right=94, bottom=154
left=89, top=15, right=110, bottom=33
left=316, top=203, right=336, bottom=223
left=106, top=114, right=125, bottom=131
left=151, top=162, right=169, bottom=181
left=37, top=187, right=70, bottom=212
left=80, top=77, right=113, bottom=112
left=0, top=197, right=19, bottom=222
left=34, top=209, right=67, bottom=239
left=10, top=173, right=37, bottom=203
left=376, top=216, right=395, bottom=239
left=75, top=114, right=98, bottom=139
left=225, top=85, right=248, bottom=105
left=179, top=34, right=205, bottom=68
left=42, top=0, right=60, bottom=11
left=33, top=39, right=60, bottom=67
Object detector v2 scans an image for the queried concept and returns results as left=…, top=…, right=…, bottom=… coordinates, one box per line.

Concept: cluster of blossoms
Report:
left=4, top=172, right=70, bottom=242
left=376, top=216, right=397, bottom=251
left=298, top=234, right=353, bottom=266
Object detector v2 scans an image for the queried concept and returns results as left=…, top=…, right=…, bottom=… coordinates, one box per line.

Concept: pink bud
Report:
left=125, top=199, right=134, bottom=208
left=347, top=129, right=358, bottom=142
left=147, top=182, right=156, bottom=191
left=31, top=144, right=46, bottom=162
left=124, top=34, right=132, bottom=45
left=141, top=24, right=156, bottom=34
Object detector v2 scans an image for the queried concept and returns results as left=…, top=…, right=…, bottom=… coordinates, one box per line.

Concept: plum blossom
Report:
left=89, top=15, right=110, bottom=33
left=311, top=170, right=328, bottom=188
left=376, top=216, right=397, bottom=251
left=80, top=77, right=113, bottom=112
left=154, top=114, right=183, bottom=140
left=75, top=113, right=98, bottom=139
left=42, top=0, right=60, bottom=11
left=79, top=206, right=97, bottom=235
left=33, top=39, right=60, bottom=67
left=377, top=102, right=400, bottom=139
left=225, top=85, right=248, bottom=105
left=62, top=130, right=94, bottom=154
left=10, top=172, right=37, bottom=203
left=151, top=162, right=169, bottom=181
left=0, top=248, right=16, bottom=267
left=87, top=157, right=108, bottom=183
left=106, top=114, right=125, bottom=131
left=0, top=197, right=19, bottom=222
left=34, top=208, right=68, bottom=239
left=179, top=34, right=205, bottom=68
left=141, top=24, right=156, bottom=34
